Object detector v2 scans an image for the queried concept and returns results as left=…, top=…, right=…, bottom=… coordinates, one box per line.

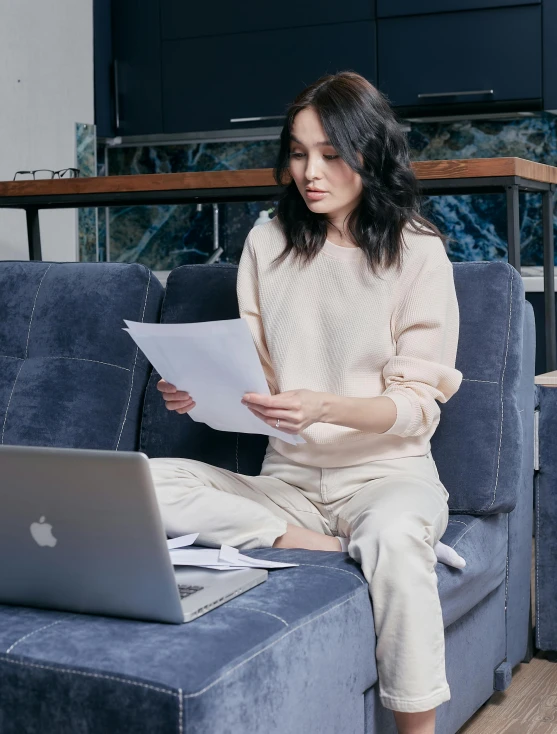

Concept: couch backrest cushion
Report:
left=141, top=261, right=526, bottom=512
left=431, top=262, right=525, bottom=514
left=0, top=262, right=163, bottom=451
left=140, top=264, right=269, bottom=474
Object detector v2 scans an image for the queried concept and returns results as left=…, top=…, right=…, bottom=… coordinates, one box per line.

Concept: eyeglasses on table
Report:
left=13, top=168, right=81, bottom=181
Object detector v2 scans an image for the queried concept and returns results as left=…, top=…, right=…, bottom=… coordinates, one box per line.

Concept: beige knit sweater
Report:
left=236, top=216, right=463, bottom=468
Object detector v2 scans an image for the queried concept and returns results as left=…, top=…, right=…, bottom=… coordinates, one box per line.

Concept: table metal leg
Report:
left=25, top=207, right=42, bottom=261
left=542, top=186, right=556, bottom=373
left=506, top=184, right=521, bottom=273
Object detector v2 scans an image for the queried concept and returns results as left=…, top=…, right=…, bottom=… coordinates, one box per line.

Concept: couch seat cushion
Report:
left=438, top=513, right=508, bottom=628
left=0, top=551, right=375, bottom=734
left=0, top=515, right=507, bottom=734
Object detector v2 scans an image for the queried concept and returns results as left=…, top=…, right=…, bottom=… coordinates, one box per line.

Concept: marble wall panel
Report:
left=76, top=122, right=98, bottom=262
left=105, top=141, right=280, bottom=269
left=409, top=115, right=557, bottom=265
left=88, top=114, right=557, bottom=268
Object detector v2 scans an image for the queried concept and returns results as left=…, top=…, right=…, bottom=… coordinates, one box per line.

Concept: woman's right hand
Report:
left=157, top=379, right=196, bottom=414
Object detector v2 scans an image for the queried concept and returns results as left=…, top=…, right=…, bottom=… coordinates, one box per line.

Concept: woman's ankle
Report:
left=393, top=708, right=436, bottom=734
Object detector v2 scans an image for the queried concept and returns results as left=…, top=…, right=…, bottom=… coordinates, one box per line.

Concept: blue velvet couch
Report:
left=0, top=258, right=535, bottom=734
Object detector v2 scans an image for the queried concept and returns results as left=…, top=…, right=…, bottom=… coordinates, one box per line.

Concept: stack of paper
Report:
left=167, top=533, right=298, bottom=571
left=123, top=318, right=306, bottom=446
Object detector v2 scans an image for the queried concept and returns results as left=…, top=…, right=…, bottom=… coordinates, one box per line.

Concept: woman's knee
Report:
left=148, top=456, right=208, bottom=483
left=352, top=512, right=437, bottom=569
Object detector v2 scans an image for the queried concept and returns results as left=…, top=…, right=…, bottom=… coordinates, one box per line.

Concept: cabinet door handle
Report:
left=417, top=89, right=494, bottom=99
left=230, top=115, right=286, bottom=123
left=113, top=59, right=121, bottom=130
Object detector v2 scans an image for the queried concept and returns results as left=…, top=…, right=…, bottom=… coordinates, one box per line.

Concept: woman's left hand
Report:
left=241, top=389, right=326, bottom=434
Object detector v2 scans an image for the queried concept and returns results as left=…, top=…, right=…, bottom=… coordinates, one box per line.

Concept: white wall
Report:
left=0, top=0, right=94, bottom=261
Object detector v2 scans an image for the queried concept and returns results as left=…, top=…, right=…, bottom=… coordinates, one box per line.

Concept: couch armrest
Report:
left=533, top=380, right=557, bottom=651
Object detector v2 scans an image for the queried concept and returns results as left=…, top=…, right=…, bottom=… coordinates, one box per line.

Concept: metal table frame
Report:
left=1, top=174, right=555, bottom=371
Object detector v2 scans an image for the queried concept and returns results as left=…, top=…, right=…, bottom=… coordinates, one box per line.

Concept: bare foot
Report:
left=273, top=524, right=342, bottom=551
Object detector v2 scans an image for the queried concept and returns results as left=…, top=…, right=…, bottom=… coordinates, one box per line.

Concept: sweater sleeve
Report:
left=379, top=262, right=463, bottom=438
left=236, top=231, right=279, bottom=395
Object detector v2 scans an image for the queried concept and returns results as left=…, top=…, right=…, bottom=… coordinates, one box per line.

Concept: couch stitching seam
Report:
left=41, top=357, right=130, bottom=370
left=1, top=361, right=25, bottom=445
left=236, top=607, right=289, bottom=627
left=0, top=355, right=129, bottom=370
left=25, top=264, right=52, bottom=359
left=486, top=267, right=513, bottom=511
left=461, top=378, right=499, bottom=384
left=536, top=471, right=541, bottom=642
left=451, top=519, right=482, bottom=549
left=5, top=620, right=64, bottom=654
left=115, top=270, right=151, bottom=451
left=284, top=563, right=366, bottom=584
left=178, top=688, right=183, bottom=734
left=0, top=655, right=178, bottom=696
left=182, top=588, right=365, bottom=699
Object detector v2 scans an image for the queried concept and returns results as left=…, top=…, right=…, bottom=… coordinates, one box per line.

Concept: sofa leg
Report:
left=494, top=661, right=513, bottom=691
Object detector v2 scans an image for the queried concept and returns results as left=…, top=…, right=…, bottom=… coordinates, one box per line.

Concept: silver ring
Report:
left=275, top=419, right=280, bottom=428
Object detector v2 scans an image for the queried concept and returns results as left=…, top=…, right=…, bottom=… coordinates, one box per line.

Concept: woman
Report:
left=150, top=71, right=463, bottom=734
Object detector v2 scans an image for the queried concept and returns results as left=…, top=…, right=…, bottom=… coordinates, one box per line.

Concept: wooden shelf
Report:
left=0, top=156, right=556, bottom=199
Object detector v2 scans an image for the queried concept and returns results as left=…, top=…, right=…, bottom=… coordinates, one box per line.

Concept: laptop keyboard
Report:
left=178, top=584, right=204, bottom=599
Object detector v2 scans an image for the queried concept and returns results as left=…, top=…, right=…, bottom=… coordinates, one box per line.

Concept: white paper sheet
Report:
left=218, top=544, right=298, bottom=569
left=166, top=533, right=199, bottom=549
left=168, top=547, right=298, bottom=570
left=166, top=535, right=297, bottom=570
left=123, top=319, right=306, bottom=446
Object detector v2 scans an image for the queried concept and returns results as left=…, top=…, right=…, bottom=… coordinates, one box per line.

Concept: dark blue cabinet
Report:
left=377, top=0, right=539, bottom=17
left=162, top=21, right=377, bottom=134
left=378, top=5, right=542, bottom=113
left=110, top=0, right=163, bottom=136
left=161, top=0, right=375, bottom=39
left=94, top=0, right=114, bottom=138
left=543, top=0, right=557, bottom=110
left=95, top=0, right=552, bottom=137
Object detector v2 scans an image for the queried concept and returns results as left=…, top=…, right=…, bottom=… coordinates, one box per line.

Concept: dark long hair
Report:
left=272, top=71, right=447, bottom=277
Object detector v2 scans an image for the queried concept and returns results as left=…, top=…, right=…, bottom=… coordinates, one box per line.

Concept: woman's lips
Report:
left=306, top=191, right=328, bottom=200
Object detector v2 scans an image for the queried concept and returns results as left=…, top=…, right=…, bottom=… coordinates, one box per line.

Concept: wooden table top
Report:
left=0, top=157, right=556, bottom=199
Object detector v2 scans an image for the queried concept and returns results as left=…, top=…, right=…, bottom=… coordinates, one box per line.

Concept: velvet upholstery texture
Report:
left=0, top=551, right=376, bottom=734
left=0, top=262, right=163, bottom=451
left=506, top=302, right=535, bottom=666
left=431, top=262, right=524, bottom=515
left=535, top=383, right=557, bottom=651
left=0, top=529, right=509, bottom=734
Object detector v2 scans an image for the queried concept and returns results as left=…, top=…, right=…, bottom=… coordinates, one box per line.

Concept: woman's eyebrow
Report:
left=290, top=134, right=333, bottom=146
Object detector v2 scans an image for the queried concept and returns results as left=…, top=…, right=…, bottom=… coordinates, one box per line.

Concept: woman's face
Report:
left=288, top=106, right=363, bottom=224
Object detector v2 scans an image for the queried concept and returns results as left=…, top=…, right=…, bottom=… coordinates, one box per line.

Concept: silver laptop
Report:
left=0, top=444, right=267, bottom=623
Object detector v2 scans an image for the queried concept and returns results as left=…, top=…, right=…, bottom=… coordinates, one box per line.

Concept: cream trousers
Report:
left=148, top=443, right=451, bottom=713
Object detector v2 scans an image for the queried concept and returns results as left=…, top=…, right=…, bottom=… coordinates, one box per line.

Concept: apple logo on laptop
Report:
left=30, top=516, right=57, bottom=547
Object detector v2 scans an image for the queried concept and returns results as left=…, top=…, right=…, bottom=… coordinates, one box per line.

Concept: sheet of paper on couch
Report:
left=167, top=533, right=299, bottom=570
left=123, top=318, right=306, bottom=446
